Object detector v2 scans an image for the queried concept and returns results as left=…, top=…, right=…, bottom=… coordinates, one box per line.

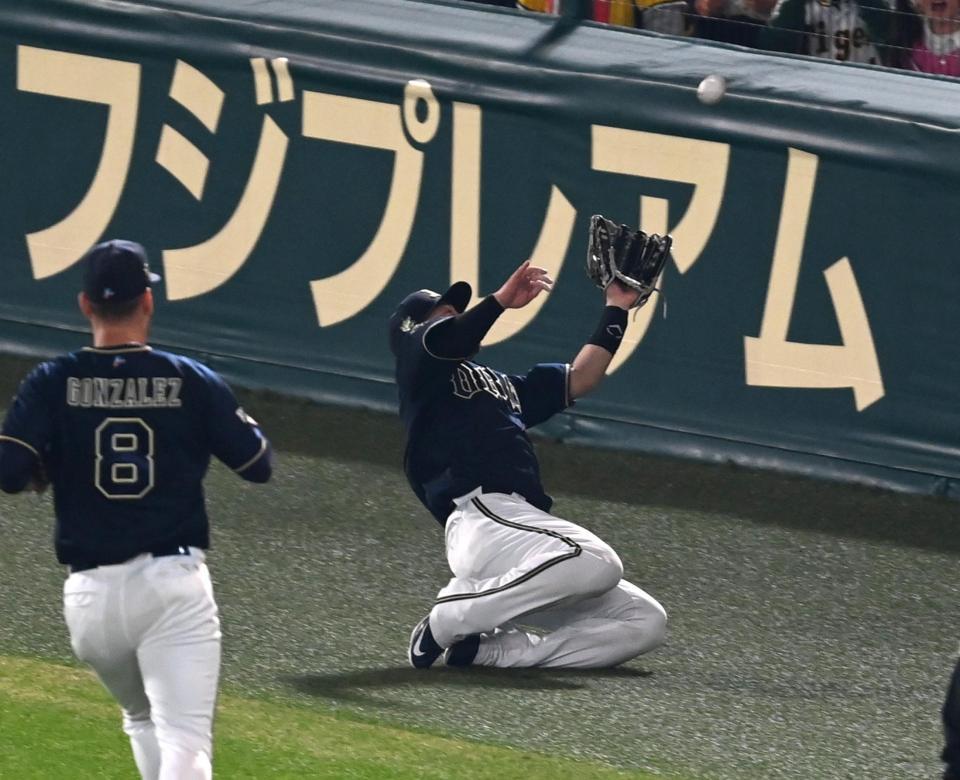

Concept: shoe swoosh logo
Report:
left=412, top=631, right=429, bottom=657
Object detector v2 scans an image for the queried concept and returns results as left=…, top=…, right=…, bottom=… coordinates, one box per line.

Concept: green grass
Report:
left=0, top=655, right=672, bottom=779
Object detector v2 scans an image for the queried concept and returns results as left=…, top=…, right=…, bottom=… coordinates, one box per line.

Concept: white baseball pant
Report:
left=429, top=489, right=667, bottom=668
left=62, top=548, right=221, bottom=779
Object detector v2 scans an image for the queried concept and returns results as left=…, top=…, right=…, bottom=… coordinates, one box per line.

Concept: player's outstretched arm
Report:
left=568, top=281, right=640, bottom=400
left=424, top=261, right=553, bottom=360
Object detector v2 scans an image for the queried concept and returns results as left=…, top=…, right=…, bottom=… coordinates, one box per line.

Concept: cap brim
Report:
left=437, top=281, right=471, bottom=313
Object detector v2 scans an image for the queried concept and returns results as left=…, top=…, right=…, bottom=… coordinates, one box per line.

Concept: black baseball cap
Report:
left=388, top=281, right=472, bottom=356
left=81, top=239, right=161, bottom=304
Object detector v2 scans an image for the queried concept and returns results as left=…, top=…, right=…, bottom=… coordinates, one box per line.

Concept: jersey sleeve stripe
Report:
left=233, top=436, right=268, bottom=474
left=0, top=435, right=40, bottom=458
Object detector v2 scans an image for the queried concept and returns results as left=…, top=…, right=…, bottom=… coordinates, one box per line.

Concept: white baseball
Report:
left=697, top=74, right=727, bottom=105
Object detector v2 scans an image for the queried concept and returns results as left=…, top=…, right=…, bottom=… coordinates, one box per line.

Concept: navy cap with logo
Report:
left=388, top=281, right=472, bottom=356
left=81, top=239, right=162, bottom=304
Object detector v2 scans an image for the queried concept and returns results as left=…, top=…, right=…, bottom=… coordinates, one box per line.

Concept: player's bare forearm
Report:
left=569, top=344, right=616, bottom=400
left=570, top=286, right=636, bottom=401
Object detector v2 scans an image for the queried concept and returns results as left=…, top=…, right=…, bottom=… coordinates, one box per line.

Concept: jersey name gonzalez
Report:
left=450, top=363, right=521, bottom=413
left=0, top=346, right=268, bottom=565
left=66, top=376, right=183, bottom=409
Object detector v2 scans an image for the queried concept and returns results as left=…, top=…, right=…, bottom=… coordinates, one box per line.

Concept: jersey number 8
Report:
left=95, top=418, right=155, bottom=500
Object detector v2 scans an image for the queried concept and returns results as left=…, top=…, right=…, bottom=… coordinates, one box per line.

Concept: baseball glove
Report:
left=586, top=214, right=673, bottom=309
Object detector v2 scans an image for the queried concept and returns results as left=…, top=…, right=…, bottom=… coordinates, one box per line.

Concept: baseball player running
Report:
left=0, top=240, right=272, bottom=779
left=389, top=241, right=668, bottom=670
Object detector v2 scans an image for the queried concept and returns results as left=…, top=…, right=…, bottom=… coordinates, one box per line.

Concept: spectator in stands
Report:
left=588, top=0, right=691, bottom=35
left=518, top=0, right=690, bottom=35
left=690, top=0, right=777, bottom=46
left=517, top=0, right=561, bottom=11
left=759, top=0, right=899, bottom=65
left=591, top=0, right=681, bottom=33
left=633, top=0, right=692, bottom=35
left=897, top=0, right=960, bottom=74
left=590, top=0, right=641, bottom=23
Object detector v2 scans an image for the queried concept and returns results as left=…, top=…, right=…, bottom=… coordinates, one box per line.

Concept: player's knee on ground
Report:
left=625, top=596, right=668, bottom=655
left=589, top=599, right=668, bottom=668
left=575, top=551, right=624, bottom=600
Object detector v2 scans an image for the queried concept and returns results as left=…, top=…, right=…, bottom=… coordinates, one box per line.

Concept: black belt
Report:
left=68, top=545, right=191, bottom=574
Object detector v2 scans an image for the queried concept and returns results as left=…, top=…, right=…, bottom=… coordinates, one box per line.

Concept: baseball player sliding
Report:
left=0, top=240, right=272, bottom=779
left=389, top=217, right=670, bottom=669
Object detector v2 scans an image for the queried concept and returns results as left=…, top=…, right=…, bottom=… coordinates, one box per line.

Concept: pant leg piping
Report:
left=435, top=497, right=581, bottom=605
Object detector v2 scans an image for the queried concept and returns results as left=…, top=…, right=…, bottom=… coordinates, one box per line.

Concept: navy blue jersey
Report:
left=396, top=316, right=571, bottom=524
left=0, top=345, right=269, bottom=565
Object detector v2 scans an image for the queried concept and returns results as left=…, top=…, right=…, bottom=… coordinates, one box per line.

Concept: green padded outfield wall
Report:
left=1, top=0, right=959, bottom=497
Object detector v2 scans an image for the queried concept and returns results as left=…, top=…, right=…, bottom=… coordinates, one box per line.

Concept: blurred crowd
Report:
left=464, top=0, right=960, bottom=76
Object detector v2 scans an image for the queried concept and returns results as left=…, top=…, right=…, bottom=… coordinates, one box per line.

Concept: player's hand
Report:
left=493, top=261, right=553, bottom=309
left=605, top=279, right=642, bottom=311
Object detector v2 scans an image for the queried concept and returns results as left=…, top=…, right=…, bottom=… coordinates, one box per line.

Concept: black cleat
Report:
left=443, top=635, right=481, bottom=667
left=408, top=615, right=443, bottom=669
